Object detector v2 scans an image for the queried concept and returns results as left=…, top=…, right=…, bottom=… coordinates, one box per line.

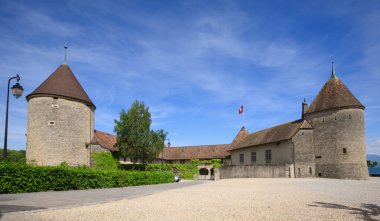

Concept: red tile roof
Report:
left=231, top=120, right=312, bottom=151
left=91, top=130, right=118, bottom=152
left=26, top=64, right=95, bottom=108
left=158, top=144, right=232, bottom=160
left=306, top=78, right=364, bottom=114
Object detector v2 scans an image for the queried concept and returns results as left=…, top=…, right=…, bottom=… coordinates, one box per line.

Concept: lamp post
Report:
left=162, top=139, right=170, bottom=171
left=3, top=74, right=24, bottom=158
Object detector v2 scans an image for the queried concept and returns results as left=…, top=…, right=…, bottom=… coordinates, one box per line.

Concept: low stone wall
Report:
left=220, top=164, right=288, bottom=179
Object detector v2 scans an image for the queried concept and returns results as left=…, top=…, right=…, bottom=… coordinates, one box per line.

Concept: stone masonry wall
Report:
left=304, top=108, right=368, bottom=179
left=230, top=141, right=293, bottom=165
left=220, top=164, right=287, bottom=178
left=292, top=129, right=315, bottom=178
left=26, top=97, right=94, bottom=166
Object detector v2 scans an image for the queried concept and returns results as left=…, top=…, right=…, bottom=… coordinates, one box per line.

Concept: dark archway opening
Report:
left=199, top=168, right=209, bottom=175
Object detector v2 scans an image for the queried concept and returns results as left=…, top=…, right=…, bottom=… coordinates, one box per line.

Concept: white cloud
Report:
left=368, top=139, right=380, bottom=155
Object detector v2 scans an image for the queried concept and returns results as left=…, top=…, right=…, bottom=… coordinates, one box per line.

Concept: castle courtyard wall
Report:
left=230, top=141, right=293, bottom=166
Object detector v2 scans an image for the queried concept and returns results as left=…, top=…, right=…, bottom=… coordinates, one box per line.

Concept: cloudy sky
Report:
left=0, top=0, right=379, bottom=154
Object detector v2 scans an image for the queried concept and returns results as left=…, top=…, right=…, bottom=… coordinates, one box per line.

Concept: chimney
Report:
left=302, top=99, right=308, bottom=119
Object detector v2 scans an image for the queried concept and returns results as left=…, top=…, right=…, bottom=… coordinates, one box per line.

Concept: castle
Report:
left=25, top=57, right=369, bottom=180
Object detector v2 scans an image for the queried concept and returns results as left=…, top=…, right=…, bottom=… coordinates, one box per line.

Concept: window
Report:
left=180, top=160, right=185, bottom=164
left=251, top=152, right=256, bottom=163
left=309, top=167, right=312, bottom=174
left=48, top=121, right=55, bottom=125
left=239, top=153, right=244, bottom=164
left=343, top=148, right=347, bottom=154
left=265, top=150, right=271, bottom=164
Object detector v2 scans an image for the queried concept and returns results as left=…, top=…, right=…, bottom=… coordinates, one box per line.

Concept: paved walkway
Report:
left=0, top=180, right=203, bottom=213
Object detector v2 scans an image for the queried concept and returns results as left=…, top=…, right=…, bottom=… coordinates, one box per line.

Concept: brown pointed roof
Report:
left=26, top=64, right=95, bottom=108
left=306, top=78, right=364, bottom=114
left=231, top=126, right=249, bottom=147
left=231, top=120, right=312, bottom=151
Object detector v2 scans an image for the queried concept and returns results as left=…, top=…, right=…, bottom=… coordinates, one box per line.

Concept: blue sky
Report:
left=0, top=0, right=379, bottom=154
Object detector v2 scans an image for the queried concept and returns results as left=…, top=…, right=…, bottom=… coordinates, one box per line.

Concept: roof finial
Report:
left=329, top=59, right=338, bottom=80
left=63, top=43, right=68, bottom=65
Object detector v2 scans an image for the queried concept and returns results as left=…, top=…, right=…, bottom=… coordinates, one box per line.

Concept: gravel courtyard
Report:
left=3, top=178, right=380, bottom=221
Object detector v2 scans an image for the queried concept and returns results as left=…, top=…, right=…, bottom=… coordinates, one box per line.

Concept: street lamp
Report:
left=3, top=74, right=23, bottom=158
left=162, top=139, right=170, bottom=171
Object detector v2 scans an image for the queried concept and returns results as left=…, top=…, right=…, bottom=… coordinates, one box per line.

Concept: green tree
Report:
left=150, top=129, right=167, bottom=162
left=114, top=100, right=167, bottom=164
left=367, top=160, right=378, bottom=168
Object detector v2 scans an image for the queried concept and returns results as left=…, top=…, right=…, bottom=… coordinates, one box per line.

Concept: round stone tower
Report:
left=26, top=63, right=95, bottom=166
left=304, top=63, right=368, bottom=179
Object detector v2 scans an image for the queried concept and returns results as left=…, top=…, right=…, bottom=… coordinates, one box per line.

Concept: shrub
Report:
left=118, top=159, right=222, bottom=180
left=0, top=149, right=26, bottom=163
left=120, top=163, right=197, bottom=180
left=0, top=163, right=173, bottom=193
left=92, top=152, right=119, bottom=170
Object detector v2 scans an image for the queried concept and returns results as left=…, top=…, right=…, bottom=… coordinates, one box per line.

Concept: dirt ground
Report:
left=3, top=178, right=380, bottom=221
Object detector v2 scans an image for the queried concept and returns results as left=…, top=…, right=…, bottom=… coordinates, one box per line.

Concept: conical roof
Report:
left=26, top=64, right=95, bottom=108
left=306, top=77, right=363, bottom=114
left=231, top=126, right=249, bottom=147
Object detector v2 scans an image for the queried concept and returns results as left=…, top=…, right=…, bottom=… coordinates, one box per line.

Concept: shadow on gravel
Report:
left=0, top=204, right=46, bottom=213
left=308, top=202, right=380, bottom=221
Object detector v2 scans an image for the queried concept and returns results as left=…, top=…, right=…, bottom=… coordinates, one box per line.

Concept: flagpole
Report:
left=243, top=109, right=245, bottom=127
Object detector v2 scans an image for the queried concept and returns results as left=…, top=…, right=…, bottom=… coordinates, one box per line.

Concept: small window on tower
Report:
left=48, top=121, right=55, bottom=125
left=335, top=116, right=337, bottom=120
left=349, top=115, right=352, bottom=119
left=343, top=148, right=347, bottom=154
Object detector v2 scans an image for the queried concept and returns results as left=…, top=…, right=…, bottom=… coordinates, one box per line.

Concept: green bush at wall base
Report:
left=0, top=163, right=173, bottom=194
left=119, top=159, right=221, bottom=180
left=91, top=152, right=119, bottom=170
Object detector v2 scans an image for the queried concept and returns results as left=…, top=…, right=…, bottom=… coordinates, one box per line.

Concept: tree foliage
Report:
left=367, top=160, right=378, bottom=168
left=0, top=149, right=26, bottom=163
left=114, top=100, right=167, bottom=164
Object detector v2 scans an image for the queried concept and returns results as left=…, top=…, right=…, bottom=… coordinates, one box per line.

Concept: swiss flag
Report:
left=238, top=105, right=244, bottom=114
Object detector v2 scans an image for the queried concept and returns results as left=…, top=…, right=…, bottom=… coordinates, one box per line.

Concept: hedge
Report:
left=0, top=163, right=173, bottom=193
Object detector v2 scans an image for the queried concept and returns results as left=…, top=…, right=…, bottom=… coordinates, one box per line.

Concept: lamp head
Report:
left=11, top=82, right=24, bottom=98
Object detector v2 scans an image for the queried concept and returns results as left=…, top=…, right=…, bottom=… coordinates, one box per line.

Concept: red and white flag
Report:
left=238, top=105, right=244, bottom=114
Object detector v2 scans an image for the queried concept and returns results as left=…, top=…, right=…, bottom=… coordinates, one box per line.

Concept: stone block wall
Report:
left=305, top=108, right=368, bottom=179
left=26, top=97, right=94, bottom=166
left=292, top=129, right=315, bottom=177
left=220, top=164, right=287, bottom=178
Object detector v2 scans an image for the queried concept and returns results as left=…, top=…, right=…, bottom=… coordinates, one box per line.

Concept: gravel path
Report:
left=2, top=178, right=380, bottom=221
